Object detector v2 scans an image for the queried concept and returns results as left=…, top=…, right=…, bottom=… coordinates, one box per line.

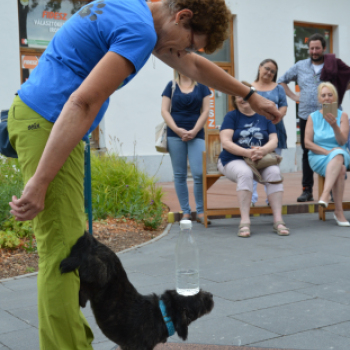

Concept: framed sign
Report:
left=18, top=0, right=92, bottom=49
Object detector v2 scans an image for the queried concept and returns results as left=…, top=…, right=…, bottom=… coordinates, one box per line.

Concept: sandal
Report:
left=238, top=223, right=251, bottom=238
left=273, top=221, right=290, bottom=236
left=181, top=214, right=191, bottom=221
left=196, top=216, right=211, bottom=225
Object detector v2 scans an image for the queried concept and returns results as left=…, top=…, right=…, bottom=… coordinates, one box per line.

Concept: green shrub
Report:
left=91, top=152, right=164, bottom=229
left=0, top=156, right=23, bottom=226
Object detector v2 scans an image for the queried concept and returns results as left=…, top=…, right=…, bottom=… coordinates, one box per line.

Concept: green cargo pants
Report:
left=8, top=96, right=94, bottom=350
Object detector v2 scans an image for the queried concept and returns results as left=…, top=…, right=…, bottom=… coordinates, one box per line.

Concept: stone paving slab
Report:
left=253, top=328, right=350, bottom=350
left=231, top=299, right=350, bottom=336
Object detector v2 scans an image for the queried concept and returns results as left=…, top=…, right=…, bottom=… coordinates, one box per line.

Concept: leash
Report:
left=159, top=300, right=175, bottom=337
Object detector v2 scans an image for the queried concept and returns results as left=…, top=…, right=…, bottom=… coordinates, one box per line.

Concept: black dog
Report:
left=60, top=232, right=214, bottom=350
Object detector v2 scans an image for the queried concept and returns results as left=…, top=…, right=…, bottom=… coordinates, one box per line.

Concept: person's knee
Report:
left=237, top=169, right=253, bottom=183
left=264, top=167, right=282, bottom=182
left=192, top=172, right=203, bottom=184
left=334, top=154, right=344, bottom=164
left=173, top=172, right=187, bottom=182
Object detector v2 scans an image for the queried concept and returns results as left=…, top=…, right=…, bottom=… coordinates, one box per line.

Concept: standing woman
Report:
left=250, top=59, right=288, bottom=206
left=8, top=0, right=281, bottom=348
left=161, top=71, right=210, bottom=223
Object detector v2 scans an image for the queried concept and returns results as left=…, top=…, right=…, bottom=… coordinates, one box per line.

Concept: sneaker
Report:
left=297, top=191, right=314, bottom=202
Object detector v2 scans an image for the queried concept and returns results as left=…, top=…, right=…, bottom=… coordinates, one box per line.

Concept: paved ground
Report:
left=2, top=212, right=350, bottom=350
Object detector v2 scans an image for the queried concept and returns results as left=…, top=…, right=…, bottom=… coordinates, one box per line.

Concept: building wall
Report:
left=1, top=1, right=350, bottom=181
left=0, top=2, right=21, bottom=111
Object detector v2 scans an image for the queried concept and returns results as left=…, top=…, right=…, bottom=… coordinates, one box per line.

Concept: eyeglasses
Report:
left=185, top=29, right=196, bottom=53
left=263, top=66, right=277, bottom=75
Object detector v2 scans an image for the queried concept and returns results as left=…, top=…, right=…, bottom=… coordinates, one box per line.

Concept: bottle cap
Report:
left=180, top=219, right=192, bottom=229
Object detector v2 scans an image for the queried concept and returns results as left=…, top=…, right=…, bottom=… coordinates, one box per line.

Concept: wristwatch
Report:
left=243, top=87, right=256, bottom=101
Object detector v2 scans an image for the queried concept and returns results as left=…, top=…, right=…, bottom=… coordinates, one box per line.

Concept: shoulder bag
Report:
left=155, top=80, right=176, bottom=153
left=0, top=109, right=18, bottom=158
left=244, top=151, right=283, bottom=184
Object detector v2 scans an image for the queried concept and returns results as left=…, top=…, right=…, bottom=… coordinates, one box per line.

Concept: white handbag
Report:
left=155, top=122, right=168, bottom=153
left=155, top=80, right=176, bottom=153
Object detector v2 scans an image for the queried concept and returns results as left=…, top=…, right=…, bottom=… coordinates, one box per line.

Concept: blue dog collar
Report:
left=159, top=300, right=175, bottom=337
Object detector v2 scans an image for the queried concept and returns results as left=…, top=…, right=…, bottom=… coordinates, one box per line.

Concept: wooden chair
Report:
left=202, top=126, right=272, bottom=228
left=317, top=174, right=350, bottom=220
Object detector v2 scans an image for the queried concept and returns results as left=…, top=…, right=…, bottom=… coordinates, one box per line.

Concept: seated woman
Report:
left=305, top=82, right=350, bottom=227
left=217, top=83, right=289, bottom=237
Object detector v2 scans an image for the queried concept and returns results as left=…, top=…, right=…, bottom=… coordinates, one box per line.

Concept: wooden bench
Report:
left=202, top=127, right=272, bottom=228
left=317, top=174, right=350, bottom=220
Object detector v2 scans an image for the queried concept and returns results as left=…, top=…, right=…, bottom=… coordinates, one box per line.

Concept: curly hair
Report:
left=163, top=0, right=232, bottom=54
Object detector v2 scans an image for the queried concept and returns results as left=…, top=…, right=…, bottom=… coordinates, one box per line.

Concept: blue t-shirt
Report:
left=257, top=85, right=288, bottom=149
left=219, top=109, right=277, bottom=166
left=18, top=0, right=157, bottom=139
left=162, top=81, right=211, bottom=139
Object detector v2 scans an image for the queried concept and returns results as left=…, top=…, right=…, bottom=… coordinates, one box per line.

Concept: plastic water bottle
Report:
left=175, top=220, right=199, bottom=296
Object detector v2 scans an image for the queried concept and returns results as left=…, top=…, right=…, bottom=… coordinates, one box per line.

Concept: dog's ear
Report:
left=175, top=308, right=188, bottom=340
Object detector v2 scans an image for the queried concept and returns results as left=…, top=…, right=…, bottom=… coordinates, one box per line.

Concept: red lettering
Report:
left=62, top=13, right=67, bottom=21
left=54, top=12, right=60, bottom=20
left=42, top=11, right=48, bottom=18
left=48, top=12, right=54, bottom=19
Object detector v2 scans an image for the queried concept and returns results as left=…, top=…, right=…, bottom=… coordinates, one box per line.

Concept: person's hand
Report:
left=324, top=112, right=337, bottom=127
left=250, top=147, right=264, bottom=162
left=248, top=93, right=282, bottom=124
left=326, top=147, right=342, bottom=155
left=176, top=128, right=188, bottom=139
left=181, top=129, right=197, bottom=142
left=293, top=92, right=300, bottom=103
left=9, top=176, right=48, bottom=221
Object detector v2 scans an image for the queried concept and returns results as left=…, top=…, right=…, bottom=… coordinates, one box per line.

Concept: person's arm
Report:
left=161, top=96, right=187, bottom=139
left=277, top=64, right=299, bottom=102
left=324, top=111, right=349, bottom=146
left=220, top=129, right=252, bottom=158
left=279, top=106, right=287, bottom=118
left=184, top=95, right=210, bottom=141
left=279, top=83, right=300, bottom=103
left=277, top=85, right=288, bottom=118
left=304, top=115, right=333, bottom=155
left=250, top=133, right=278, bottom=161
left=154, top=51, right=282, bottom=124
left=10, top=51, right=135, bottom=221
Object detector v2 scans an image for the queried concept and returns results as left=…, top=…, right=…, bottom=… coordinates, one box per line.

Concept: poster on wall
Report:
left=18, top=0, right=92, bottom=48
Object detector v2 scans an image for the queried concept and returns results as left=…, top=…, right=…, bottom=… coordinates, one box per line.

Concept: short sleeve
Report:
left=277, top=85, right=288, bottom=108
left=220, top=111, right=236, bottom=131
left=277, top=63, right=298, bottom=84
left=108, top=22, right=157, bottom=73
left=162, top=81, right=173, bottom=98
left=267, top=120, right=277, bottom=134
left=199, top=84, right=211, bottom=98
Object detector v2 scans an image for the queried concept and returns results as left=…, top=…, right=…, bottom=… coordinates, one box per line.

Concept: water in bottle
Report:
left=175, top=219, right=199, bottom=296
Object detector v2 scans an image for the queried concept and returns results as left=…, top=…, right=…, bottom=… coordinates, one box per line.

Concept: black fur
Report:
left=60, top=232, right=214, bottom=350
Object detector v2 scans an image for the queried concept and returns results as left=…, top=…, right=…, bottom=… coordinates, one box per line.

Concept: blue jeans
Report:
left=252, top=148, right=282, bottom=204
left=168, top=137, right=205, bottom=215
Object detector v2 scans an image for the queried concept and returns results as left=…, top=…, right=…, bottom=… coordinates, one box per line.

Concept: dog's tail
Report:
left=60, top=231, right=91, bottom=274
